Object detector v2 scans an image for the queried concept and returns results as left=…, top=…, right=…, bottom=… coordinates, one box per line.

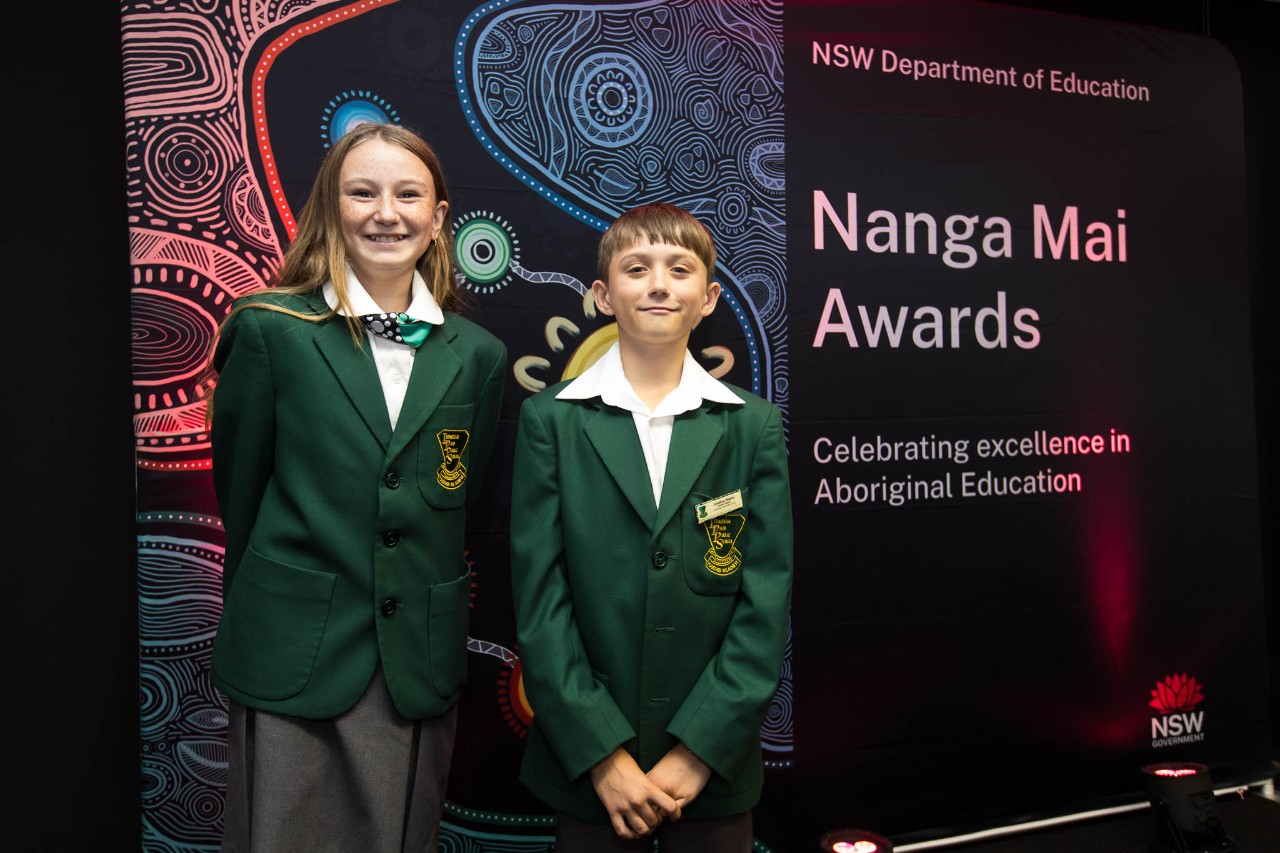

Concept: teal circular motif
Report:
left=455, top=218, right=513, bottom=285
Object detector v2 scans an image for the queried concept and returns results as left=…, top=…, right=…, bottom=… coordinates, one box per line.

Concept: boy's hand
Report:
left=646, top=742, right=712, bottom=816
left=589, top=747, right=683, bottom=839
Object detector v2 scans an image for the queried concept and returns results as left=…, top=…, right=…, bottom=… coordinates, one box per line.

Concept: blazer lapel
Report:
left=387, top=319, right=461, bottom=461
left=584, top=404, right=658, bottom=529
left=313, top=313, right=393, bottom=451
left=654, top=405, right=724, bottom=533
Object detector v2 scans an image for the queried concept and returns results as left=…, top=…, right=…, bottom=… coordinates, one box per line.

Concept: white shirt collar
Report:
left=557, top=341, right=743, bottom=414
left=322, top=265, right=444, bottom=324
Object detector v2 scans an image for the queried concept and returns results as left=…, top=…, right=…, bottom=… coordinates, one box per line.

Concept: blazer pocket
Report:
left=212, top=546, right=336, bottom=700
left=681, top=488, right=748, bottom=596
left=427, top=563, right=472, bottom=700
left=418, top=403, right=475, bottom=509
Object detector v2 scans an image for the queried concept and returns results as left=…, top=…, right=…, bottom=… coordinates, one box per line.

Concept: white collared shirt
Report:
left=323, top=266, right=444, bottom=429
left=557, top=342, right=743, bottom=505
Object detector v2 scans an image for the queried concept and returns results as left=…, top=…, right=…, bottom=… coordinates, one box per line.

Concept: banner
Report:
left=781, top=0, right=1268, bottom=842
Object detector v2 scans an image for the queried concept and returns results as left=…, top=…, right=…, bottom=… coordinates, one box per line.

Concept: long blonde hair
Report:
left=203, top=122, right=464, bottom=424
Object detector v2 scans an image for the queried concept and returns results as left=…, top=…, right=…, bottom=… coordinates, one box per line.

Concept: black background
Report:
left=3, top=1, right=1274, bottom=849
left=779, top=3, right=1267, bottom=846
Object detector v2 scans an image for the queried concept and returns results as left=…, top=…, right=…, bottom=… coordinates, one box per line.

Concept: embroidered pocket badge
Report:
left=436, top=428, right=470, bottom=490
left=703, top=513, right=745, bottom=576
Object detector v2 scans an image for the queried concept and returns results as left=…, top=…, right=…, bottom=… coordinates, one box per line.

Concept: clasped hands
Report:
left=589, top=743, right=712, bottom=840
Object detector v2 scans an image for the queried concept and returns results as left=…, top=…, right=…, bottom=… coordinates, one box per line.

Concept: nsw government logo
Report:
left=1149, top=673, right=1206, bottom=748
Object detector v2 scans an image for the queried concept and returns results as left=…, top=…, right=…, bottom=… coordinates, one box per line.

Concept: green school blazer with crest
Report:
left=210, top=291, right=506, bottom=721
left=510, top=380, right=794, bottom=823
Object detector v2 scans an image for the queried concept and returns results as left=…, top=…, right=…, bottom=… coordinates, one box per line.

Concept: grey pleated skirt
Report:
left=219, top=668, right=458, bottom=853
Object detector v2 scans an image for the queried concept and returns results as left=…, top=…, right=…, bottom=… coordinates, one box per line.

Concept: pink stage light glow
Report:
left=832, top=841, right=881, bottom=853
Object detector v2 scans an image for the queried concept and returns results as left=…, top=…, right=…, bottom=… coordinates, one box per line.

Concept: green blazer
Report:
left=510, top=380, right=794, bottom=823
left=210, top=291, right=506, bottom=720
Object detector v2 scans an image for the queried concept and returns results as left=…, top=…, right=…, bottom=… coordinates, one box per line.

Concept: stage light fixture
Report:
left=818, top=828, right=893, bottom=853
left=1140, top=762, right=1236, bottom=853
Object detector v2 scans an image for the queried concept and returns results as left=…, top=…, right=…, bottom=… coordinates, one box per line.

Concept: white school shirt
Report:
left=557, top=342, right=743, bottom=505
left=323, top=266, right=444, bottom=429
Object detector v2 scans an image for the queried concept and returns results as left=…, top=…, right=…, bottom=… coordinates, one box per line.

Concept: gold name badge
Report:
left=695, top=489, right=743, bottom=524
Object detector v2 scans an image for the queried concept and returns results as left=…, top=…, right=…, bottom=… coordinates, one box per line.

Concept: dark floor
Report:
left=896, top=767, right=1280, bottom=852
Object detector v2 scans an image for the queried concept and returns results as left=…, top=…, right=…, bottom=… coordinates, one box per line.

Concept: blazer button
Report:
left=651, top=551, right=668, bottom=569
left=381, top=598, right=398, bottom=617
left=384, top=470, right=402, bottom=489
left=383, top=530, right=400, bottom=547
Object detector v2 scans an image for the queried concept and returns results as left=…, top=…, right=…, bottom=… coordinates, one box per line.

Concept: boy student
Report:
left=510, top=202, right=794, bottom=852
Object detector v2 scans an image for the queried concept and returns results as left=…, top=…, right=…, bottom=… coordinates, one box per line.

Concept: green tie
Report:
left=360, top=312, right=432, bottom=348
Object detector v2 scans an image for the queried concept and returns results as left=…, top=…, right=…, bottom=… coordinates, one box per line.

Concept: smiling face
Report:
left=592, top=238, right=721, bottom=351
left=338, top=137, right=447, bottom=292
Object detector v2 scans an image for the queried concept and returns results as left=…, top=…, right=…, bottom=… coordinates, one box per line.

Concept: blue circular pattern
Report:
left=321, top=93, right=400, bottom=148
left=570, top=52, right=652, bottom=148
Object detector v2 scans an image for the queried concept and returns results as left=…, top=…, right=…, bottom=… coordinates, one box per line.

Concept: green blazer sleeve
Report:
left=510, top=394, right=636, bottom=782
left=211, top=302, right=278, bottom=596
left=461, top=328, right=506, bottom=514
left=667, top=403, right=793, bottom=781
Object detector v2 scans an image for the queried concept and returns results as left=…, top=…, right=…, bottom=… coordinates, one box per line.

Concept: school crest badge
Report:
left=436, top=428, right=470, bottom=489
left=703, top=513, right=745, bottom=575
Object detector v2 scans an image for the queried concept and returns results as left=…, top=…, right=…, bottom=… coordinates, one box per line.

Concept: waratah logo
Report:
left=1149, top=673, right=1206, bottom=747
left=1149, top=673, right=1204, bottom=713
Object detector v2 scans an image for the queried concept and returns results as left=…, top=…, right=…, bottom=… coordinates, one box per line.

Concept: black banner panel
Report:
left=782, top=0, right=1268, bottom=843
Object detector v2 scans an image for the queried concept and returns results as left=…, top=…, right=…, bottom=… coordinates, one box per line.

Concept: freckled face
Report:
left=338, top=138, right=447, bottom=285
